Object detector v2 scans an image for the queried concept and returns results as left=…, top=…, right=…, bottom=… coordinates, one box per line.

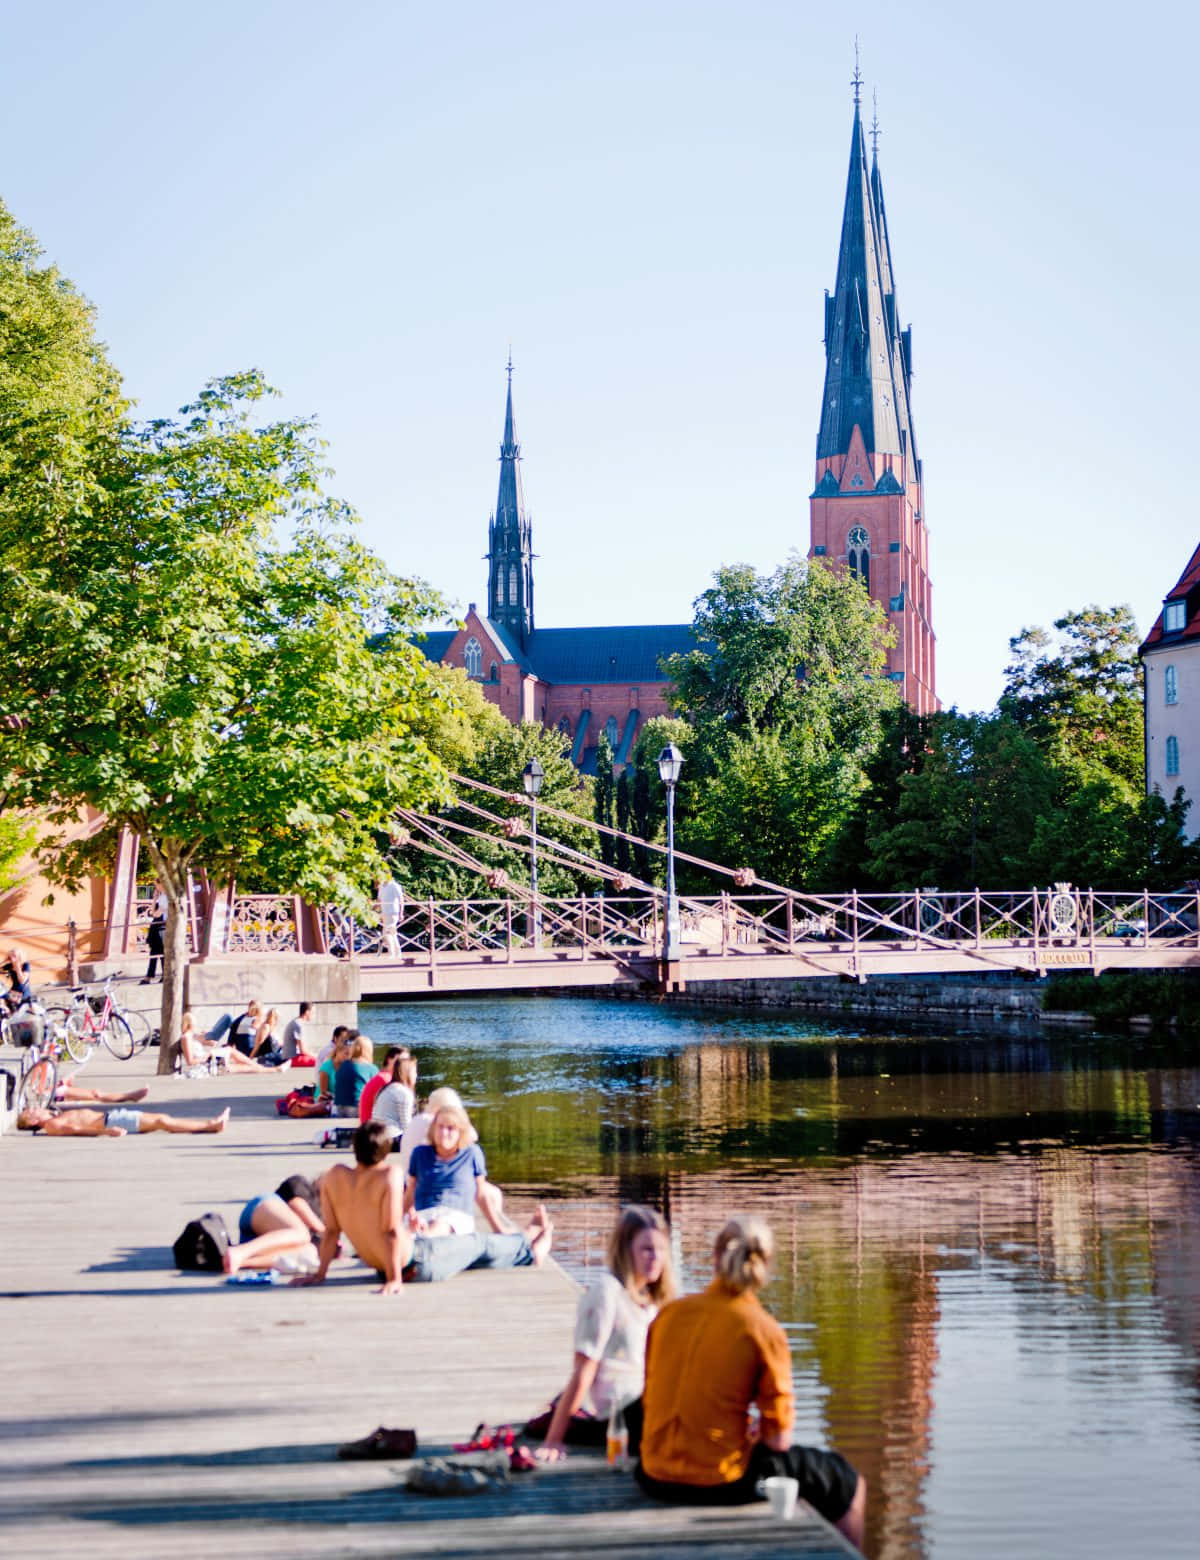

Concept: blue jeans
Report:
left=403, top=1231, right=534, bottom=1283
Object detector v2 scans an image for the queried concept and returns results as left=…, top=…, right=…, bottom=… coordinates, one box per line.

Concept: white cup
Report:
left=764, top=1475, right=799, bottom=1521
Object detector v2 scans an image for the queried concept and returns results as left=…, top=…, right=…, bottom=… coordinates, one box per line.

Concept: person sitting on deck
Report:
left=404, top=1103, right=508, bottom=1237
left=298, top=1122, right=553, bottom=1293
left=18, top=1105, right=231, bottom=1137
left=635, top=1215, right=866, bottom=1553
left=2, top=944, right=32, bottom=1014
left=333, top=1033, right=377, bottom=1117
left=225, top=1173, right=326, bottom=1275
left=368, top=1054, right=417, bottom=1141
left=315, top=1030, right=351, bottom=1106
left=248, top=1007, right=287, bottom=1068
left=358, top=1045, right=409, bottom=1124
left=528, top=1204, right=674, bottom=1461
left=228, top=1001, right=263, bottom=1058
left=178, top=1010, right=271, bottom=1075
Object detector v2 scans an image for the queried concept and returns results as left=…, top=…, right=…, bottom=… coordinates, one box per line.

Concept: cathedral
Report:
left=419, top=87, right=938, bottom=768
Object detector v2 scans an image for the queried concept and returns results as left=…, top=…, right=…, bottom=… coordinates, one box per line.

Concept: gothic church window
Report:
left=509, top=564, right=518, bottom=605
left=463, top=637, right=482, bottom=678
left=605, top=716, right=619, bottom=750
left=1166, top=735, right=1180, bottom=776
left=1165, top=665, right=1178, bottom=705
left=847, top=526, right=870, bottom=592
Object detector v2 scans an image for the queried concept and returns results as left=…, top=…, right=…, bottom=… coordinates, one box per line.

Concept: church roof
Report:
left=522, top=624, right=696, bottom=683
left=816, top=99, right=905, bottom=462
left=1141, top=542, right=1200, bottom=651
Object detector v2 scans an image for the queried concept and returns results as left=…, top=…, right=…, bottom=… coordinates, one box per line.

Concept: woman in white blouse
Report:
left=531, top=1204, right=674, bottom=1460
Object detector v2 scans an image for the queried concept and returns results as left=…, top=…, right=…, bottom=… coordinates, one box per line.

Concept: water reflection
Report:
left=365, top=996, right=1200, bottom=1560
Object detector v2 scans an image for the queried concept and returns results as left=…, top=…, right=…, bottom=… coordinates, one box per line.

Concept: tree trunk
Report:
left=156, top=862, right=190, bottom=1075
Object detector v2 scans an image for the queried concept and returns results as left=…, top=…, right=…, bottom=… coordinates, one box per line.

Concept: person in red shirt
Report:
left=359, top=1046, right=410, bottom=1123
left=636, top=1216, right=865, bottom=1552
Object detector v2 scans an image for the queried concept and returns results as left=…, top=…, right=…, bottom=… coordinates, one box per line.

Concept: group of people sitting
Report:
left=526, top=1206, right=867, bottom=1549
left=177, top=1001, right=317, bottom=1074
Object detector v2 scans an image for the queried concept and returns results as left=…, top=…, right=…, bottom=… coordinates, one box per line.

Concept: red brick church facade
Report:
left=420, top=87, right=937, bottom=761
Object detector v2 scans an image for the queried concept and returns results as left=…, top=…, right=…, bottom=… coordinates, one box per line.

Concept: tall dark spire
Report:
left=816, top=96, right=903, bottom=462
left=486, top=357, right=534, bottom=644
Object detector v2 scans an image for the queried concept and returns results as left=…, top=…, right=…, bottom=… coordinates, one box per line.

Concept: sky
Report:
left=2, top=0, right=1195, bottom=714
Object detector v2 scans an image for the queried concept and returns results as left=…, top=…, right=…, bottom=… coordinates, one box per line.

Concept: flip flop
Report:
left=452, top=1422, right=515, bottom=1453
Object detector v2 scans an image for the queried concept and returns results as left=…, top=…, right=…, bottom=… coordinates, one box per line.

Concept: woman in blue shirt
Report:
left=404, top=1105, right=488, bottom=1235
left=333, top=1034, right=378, bottom=1117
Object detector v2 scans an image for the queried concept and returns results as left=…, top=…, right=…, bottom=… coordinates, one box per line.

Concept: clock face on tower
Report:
left=848, top=525, right=869, bottom=547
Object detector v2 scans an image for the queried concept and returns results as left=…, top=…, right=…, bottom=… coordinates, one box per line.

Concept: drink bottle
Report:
left=606, top=1401, right=628, bottom=1469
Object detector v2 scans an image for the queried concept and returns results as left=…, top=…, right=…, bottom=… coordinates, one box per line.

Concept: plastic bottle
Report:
left=606, top=1401, right=628, bottom=1469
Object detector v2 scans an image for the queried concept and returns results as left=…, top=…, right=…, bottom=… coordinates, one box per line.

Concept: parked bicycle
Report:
left=0, top=1003, right=67, bottom=1114
left=56, top=975, right=137, bottom=1063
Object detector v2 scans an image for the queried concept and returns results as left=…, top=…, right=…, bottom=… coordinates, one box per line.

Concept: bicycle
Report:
left=58, top=975, right=136, bottom=1063
left=1, top=1003, right=66, bottom=1114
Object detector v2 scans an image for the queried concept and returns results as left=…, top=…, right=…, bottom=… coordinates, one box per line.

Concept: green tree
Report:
left=663, top=556, right=897, bottom=889
left=627, top=716, right=693, bottom=886
left=593, top=732, right=617, bottom=869
left=4, top=372, right=450, bottom=1069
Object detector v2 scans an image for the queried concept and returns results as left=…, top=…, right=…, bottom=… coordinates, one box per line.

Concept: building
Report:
left=808, top=82, right=937, bottom=713
left=1140, top=542, right=1200, bottom=835
left=421, top=86, right=938, bottom=759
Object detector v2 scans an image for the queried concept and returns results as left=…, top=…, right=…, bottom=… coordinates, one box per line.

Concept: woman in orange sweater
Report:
left=636, top=1216, right=866, bottom=1553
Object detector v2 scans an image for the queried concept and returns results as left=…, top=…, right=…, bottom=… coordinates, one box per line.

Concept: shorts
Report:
left=415, top=1206, right=476, bottom=1235
left=635, top=1440, right=859, bottom=1527
left=239, top=1196, right=265, bottom=1243
left=104, top=1108, right=142, bottom=1134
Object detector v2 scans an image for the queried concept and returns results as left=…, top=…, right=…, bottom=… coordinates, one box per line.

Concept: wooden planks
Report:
left=0, top=1047, right=855, bottom=1558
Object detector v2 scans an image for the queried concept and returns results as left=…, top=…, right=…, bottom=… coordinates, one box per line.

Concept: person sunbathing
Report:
left=54, top=1076, right=150, bottom=1106
left=18, top=1105, right=231, bottom=1137
left=225, top=1173, right=326, bottom=1275
left=301, top=1121, right=553, bottom=1293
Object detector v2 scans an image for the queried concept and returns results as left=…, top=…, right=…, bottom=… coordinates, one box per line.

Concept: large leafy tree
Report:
left=663, top=556, right=898, bottom=889
left=3, top=368, right=451, bottom=1068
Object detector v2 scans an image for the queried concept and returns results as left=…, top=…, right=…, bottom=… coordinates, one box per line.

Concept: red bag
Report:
left=289, top=1054, right=316, bottom=1068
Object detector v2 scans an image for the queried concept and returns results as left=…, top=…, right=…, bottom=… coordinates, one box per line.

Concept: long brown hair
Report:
left=608, top=1204, right=674, bottom=1306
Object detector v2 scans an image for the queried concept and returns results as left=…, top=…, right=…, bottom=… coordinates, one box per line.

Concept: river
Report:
left=362, top=994, right=1200, bottom=1560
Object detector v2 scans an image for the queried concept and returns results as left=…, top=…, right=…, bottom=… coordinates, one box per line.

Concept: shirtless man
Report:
left=18, top=1105, right=230, bottom=1137
left=305, top=1121, right=554, bottom=1294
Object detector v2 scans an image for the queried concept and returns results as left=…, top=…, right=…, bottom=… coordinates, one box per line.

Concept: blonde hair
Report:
left=263, top=1008, right=280, bottom=1029
left=181, top=1010, right=196, bottom=1035
left=427, top=1086, right=464, bottom=1113
left=608, top=1204, right=674, bottom=1307
left=431, top=1103, right=472, bottom=1151
left=348, top=1034, right=373, bottom=1063
left=713, top=1216, right=773, bottom=1295
left=246, top=1000, right=262, bottom=1018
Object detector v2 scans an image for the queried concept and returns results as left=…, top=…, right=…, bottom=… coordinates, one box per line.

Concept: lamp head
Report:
left=657, top=744, right=684, bottom=787
left=522, top=758, right=545, bottom=799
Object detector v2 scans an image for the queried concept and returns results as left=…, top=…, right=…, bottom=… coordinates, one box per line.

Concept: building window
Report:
left=508, top=564, right=518, bottom=606
left=1166, top=735, right=1180, bottom=776
left=557, top=715, right=572, bottom=739
left=605, top=715, right=619, bottom=750
left=1164, top=600, right=1186, bottom=632
left=847, top=525, right=870, bottom=592
left=463, top=637, right=482, bottom=678
left=489, top=662, right=498, bottom=683
left=1165, top=664, right=1178, bottom=705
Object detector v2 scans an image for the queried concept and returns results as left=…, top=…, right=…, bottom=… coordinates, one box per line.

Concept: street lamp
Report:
left=522, top=758, right=544, bottom=948
left=657, top=744, right=684, bottom=963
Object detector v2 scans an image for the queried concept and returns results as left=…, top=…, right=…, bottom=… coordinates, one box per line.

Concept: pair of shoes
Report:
left=336, top=1426, right=418, bottom=1461
left=404, top=1457, right=508, bottom=1495
left=453, top=1422, right=515, bottom=1454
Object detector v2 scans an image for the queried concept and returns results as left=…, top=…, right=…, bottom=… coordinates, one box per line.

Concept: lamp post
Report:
left=522, top=758, right=544, bottom=948
left=657, top=744, right=684, bottom=963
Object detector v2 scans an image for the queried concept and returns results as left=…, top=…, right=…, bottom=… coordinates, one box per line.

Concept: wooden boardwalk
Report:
left=0, top=1048, right=856, bottom=1558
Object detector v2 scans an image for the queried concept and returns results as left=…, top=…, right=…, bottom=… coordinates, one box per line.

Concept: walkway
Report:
left=0, top=1049, right=854, bottom=1558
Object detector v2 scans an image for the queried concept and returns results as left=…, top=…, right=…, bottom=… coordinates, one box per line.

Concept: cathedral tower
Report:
left=809, top=85, right=937, bottom=713
left=486, top=357, right=535, bottom=646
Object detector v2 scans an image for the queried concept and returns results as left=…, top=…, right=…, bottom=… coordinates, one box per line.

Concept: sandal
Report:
left=452, top=1422, right=515, bottom=1453
left=336, top=1425, right=418, bottom=1460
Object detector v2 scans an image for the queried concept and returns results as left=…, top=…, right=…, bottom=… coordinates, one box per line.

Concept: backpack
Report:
left=173, top=1211, right=231, bottom=1272
left=276, top=1085, right=315, bottom=1117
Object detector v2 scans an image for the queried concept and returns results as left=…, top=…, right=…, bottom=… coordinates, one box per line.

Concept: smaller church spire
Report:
left=852, top=37, right=862, bottom=105
left=486, top=356, right=534, bottom=645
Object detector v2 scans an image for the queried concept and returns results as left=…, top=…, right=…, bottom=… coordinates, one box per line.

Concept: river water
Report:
left=363, top=994, right=1200, bottom=1560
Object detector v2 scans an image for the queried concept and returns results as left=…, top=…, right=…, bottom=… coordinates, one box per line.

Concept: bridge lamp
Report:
left=657, top=744, right=684, bottom=962
left=522, top=758, right=544, bottom=949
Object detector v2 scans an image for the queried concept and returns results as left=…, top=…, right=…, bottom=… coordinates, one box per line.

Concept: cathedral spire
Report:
left=486, top=357, right=534, bottom=644
left=816, top=95, right=902, bottom=462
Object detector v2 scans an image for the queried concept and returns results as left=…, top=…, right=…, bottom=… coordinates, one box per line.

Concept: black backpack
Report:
left=173, top=1211, right=231, bottom=1272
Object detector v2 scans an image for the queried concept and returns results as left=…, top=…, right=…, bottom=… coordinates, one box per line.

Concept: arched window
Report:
left=463, top=637, right=482, bottom=678
left=1166, top=735, right=1180, bottom=776
left=508, top=564, right=518, bottom=605
left=847, top=525, right=870, bottom=592
left=1165, top=664, right=1178, bottom=705
left=605, top=716, right=619, bottom=750
left=557, top=715, right=572, bottom=739
left=489, top=662, right=498, bottom=683
left=494, top=575, right=503, bottom=609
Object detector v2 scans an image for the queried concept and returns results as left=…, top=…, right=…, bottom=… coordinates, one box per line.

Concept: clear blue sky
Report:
left=3, top=1, right=1193, bottom=713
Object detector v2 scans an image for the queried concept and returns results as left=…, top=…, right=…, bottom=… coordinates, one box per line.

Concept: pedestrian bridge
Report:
left=256, top=886, right=1200, bottom=996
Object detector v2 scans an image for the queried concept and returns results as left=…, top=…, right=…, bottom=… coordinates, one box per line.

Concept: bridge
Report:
left=220, top=883, right=1200, bottom=997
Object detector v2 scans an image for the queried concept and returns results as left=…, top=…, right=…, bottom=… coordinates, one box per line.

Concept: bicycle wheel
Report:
left=63, top=1010, right=97, bottom=1064
left=102, top=1013, right=135, bottom=1061
left=118, top=1006, right=153, bottom=1051
left=18, top=1056, right=57, bottom=1114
